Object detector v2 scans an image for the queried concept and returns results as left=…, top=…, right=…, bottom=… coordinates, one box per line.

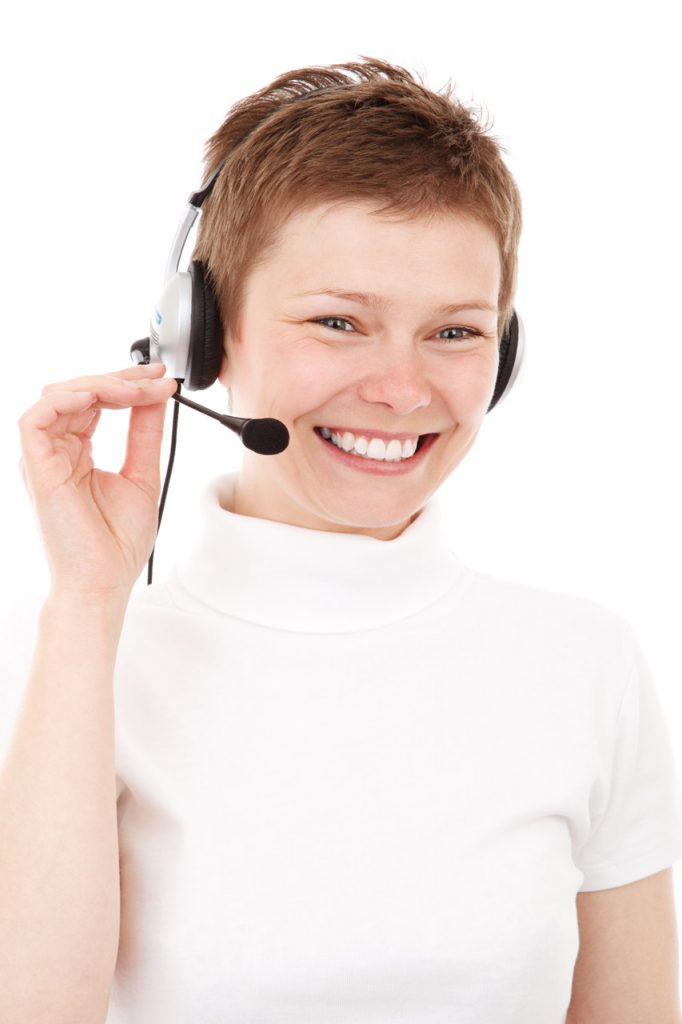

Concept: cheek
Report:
left=279, top=339, right=346, bottom=393
left=250, top=342, right=337, bottom=409
left=249, top=337, right=499, bottom=415
left=442, top=352, right=499, bottom=413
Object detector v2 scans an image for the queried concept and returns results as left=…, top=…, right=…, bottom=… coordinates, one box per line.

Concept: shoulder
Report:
left=458, top=564, right=635, bottom=663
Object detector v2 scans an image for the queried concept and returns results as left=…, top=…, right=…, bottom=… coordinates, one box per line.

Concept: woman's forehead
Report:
left=276, top=198, right=492, bottom=239
left=256, top=202, right=499, bottom=287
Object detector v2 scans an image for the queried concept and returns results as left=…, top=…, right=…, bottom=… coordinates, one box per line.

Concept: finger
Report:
left=39, top=375, right=177, bottom=412
left=80, top=407, right=102, bottom=437
left=40, top=362, right=169, bottom=397
left=18, top=390, right=97, bottom=464
left=18, top=390, right=97, bottom=501
left=61, top=404, right=101, bottom=439
left=18, top=381, right=176, bottom=474
left=119, top=393, right=174, bottom=496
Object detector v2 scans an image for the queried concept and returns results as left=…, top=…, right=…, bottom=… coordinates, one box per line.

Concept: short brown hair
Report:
left=192, top=56, right=523, bottom=346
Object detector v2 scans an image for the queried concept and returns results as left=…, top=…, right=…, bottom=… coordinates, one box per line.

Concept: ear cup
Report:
left=186, top=260, right=225, bottom=391
left=487, top=309, right=523, bottom=413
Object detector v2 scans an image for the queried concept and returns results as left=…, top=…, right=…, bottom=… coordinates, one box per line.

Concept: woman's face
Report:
left=218, top=200, right=502, bottom=539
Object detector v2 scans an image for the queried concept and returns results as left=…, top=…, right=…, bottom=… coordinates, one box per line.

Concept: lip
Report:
left=314, top=428, right=439, bottom=475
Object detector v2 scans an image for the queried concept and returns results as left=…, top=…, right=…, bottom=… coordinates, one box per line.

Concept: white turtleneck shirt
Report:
left=2, top=471, right=682, bottom=1023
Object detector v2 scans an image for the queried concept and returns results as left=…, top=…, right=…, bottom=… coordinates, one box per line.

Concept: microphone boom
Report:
left=170, top=392, right=289, bottom=454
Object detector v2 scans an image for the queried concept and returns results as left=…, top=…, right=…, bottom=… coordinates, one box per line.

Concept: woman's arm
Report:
left=0, top=590, right=128, bottom=1024
left=566, top=867, right=682, bottom=1023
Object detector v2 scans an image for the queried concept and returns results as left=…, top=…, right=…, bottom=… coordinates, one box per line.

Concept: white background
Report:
left=2, top=0, right=681, bottom=976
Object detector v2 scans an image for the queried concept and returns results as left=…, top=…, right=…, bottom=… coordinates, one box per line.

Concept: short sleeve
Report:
left=576, top=624, right=682, bottom=892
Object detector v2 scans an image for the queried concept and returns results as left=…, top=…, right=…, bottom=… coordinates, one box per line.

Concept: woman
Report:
left=3, top=57, right=682, bottom=1023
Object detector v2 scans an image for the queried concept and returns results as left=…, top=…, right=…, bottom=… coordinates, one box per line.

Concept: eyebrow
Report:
left=292, top=288, right=498, bottom=316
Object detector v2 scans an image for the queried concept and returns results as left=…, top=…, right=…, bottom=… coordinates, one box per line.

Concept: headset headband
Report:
left=164, top=84, right=356, bottom=284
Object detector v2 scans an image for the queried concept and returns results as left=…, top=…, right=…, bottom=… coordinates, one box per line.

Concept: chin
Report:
left=315, top=493, right=424, bottom=534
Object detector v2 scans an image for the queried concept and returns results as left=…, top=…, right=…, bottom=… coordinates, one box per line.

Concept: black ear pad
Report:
left=186, top=260, right=225, bottom=391
left=487, top=309, right=519, bottom=414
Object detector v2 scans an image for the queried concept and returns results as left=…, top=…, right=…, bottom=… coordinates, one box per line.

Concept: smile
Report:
left=320, top=427, right=424, bottom=461
left=314, top=427, right=439, bottom=475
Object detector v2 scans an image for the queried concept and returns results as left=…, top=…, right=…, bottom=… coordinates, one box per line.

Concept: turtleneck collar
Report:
left=167, top=472, right=472, bottom=634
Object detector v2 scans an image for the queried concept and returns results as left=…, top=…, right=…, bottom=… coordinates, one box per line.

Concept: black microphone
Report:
left=169, top=391, right=289, bottom=454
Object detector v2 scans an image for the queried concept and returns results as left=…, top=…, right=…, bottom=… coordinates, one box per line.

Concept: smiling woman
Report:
left=4, top=54, right=682, bottom=1024
left=211, top=200, right=502, bottom=536
left=182, top=57, right=523, bottom=539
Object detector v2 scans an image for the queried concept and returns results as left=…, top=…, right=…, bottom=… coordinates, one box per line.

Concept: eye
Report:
left=312, top=316, right=483, bottom=344
left=437, top=326, right=483, bottom=344
left=313, top=316, right=355, bottom=332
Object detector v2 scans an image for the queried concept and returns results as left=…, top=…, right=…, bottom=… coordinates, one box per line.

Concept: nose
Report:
left=355, top=344, right=432, bottom=417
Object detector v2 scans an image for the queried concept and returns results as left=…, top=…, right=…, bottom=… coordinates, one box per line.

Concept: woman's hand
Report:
left=17, top=362, right=178, bottom=599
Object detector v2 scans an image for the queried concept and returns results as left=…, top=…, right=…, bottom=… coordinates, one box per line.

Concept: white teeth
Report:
left=365, top=437, right=382, bottom=457
left=321, top=427, right=420, bottom=461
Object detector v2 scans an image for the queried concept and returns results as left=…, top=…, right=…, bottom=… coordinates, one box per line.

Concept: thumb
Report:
left=119, top=398, right=172, bottom=497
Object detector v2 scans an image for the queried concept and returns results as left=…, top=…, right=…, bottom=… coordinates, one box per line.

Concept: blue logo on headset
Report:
left=154, top=309, right=163, bottom=326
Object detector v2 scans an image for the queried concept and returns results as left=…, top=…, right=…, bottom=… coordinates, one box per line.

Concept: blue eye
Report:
left=314, top=316, right=355, bottom=332
left=312, top=317, right=482, bottom=344
left=437, top=326, right=482, bottom=343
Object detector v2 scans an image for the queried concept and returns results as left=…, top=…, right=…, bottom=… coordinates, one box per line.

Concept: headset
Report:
left=130, top=84, right=526, bottom=585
